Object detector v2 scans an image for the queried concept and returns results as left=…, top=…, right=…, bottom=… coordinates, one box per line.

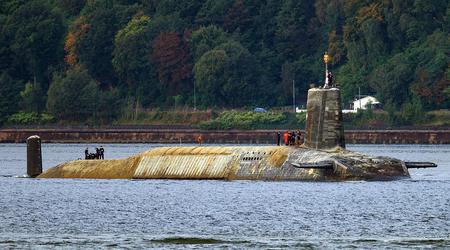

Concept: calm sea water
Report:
left=0, top=143, right=449, bottom=249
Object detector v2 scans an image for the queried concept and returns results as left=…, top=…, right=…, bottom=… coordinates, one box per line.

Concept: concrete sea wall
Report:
left=0, top=129, right=448, bottom=144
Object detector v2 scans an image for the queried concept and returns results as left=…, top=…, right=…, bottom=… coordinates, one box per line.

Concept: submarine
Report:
left=30, top=55, right=436, bottom=181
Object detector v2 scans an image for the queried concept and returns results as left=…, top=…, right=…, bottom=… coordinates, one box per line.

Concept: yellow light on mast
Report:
left=323, top=52, right=330, bottom=64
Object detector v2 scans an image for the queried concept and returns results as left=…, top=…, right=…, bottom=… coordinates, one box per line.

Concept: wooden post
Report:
left=27, top=135, right=42, bottom=177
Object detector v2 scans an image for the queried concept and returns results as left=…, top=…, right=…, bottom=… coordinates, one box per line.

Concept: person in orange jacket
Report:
left=284, top=131, right=289, bottom=146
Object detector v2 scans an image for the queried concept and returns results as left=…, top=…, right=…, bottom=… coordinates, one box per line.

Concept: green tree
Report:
left=0, top=71, right=22, bottom=124
left=223, top=0, right=251, bottom=33
left=280, top=59, right=314, bottom=105
left=112, top=13, right=158, bottom=104
left=189, top=25, right=229, bottom=61
left=3, top=0, right=65, bottom=88
left=47, top=69, right=98, bottom=121
left=57, top=0, right=86, bottom=17
left=275, top=0, right=315, bottom=60
left=400, top=94, right=425, bottom=125
left=194, top=41, right=258, bottom=107
left=156, top=0, right=204, bottom=24
left=96, top=87, right=122, bottom=123
left=216, top=41, right=259, bottom=106
left=194, top=49, right=228, bottom=106
left=195, top=0, right=233, bottom=26
left=74, top=3, right=118, bottom=86
left=74, top=1, right=139, bottom=87
left=20, top=82, right=44, bottom=113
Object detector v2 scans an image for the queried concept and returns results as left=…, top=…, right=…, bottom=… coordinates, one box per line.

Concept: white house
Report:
left=343, top=96, right=381, bottom=113
left=296, top=107, right=307, bottom=113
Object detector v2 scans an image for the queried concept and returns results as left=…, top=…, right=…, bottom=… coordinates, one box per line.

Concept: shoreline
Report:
left=0, top=129, right=448, bottom=144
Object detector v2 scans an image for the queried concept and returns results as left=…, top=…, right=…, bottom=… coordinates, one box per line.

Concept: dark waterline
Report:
left=0, top=144, right=449, bottom=248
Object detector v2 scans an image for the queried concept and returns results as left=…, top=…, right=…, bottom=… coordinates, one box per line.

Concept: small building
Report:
left=343, top=96, right=381, bottom=113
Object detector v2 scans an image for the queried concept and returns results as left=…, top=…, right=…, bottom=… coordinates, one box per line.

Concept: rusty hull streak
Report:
left=38, top=156, right=141, bottom=179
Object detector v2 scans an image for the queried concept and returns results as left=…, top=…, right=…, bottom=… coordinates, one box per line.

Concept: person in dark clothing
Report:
left=95, top=147, right=100, bottom=159
left=85, top=148, right=89, bottom=160
left=99, top=146, right=104, bottom=159
left=276, top=132, right=281, bottom=146
left=289, top=131, right=295, bottom=145
left=327, top=72, right=333, bottom=87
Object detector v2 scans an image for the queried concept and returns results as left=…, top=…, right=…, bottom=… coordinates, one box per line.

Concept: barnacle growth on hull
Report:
left=37, top=145, right=411, bottom=181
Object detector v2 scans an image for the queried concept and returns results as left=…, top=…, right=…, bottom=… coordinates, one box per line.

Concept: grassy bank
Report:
left=115, top=109, right=306, bottom=130
left=3, top=108, right=449, bottom=130
left=112, top=108, right=450, bottom=130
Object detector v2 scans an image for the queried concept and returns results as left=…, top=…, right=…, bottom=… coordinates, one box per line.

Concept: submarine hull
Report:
left=38, top=146, right=410, bottom=181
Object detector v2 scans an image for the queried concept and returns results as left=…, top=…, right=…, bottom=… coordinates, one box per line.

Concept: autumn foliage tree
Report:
left=152, top=31, right=193, bottom=97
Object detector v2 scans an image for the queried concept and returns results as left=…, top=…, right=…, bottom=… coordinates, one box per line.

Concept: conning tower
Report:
left=304, top=87, right=345, bottom=149
left=304, top=52, right=345, bottom=150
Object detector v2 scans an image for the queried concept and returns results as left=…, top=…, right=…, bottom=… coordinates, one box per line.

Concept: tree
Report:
left=96, top=87, right=122, bottom=123
left=194, top=49, right=228, bottom=106
left=20, top=82, right=44, bottom=113
left=223, top=0, right=251, bottom=33
left=195, top=0, right=233, bottom=26
left=368, top=56, right=413, bottom=107
left=0, top=71, right=22, bottom=124
left=72, top=1, right=140, bottom=87
left=112, top=14, right=157, bottom=100
left=156, top=0, right=204, bottom=24
left=57, top=0, right=86, bottom=17
left=47, top=69, right=98, bottom=121
left=73, top=5, right=119, bottom=87
left=280, top=59, right=314, bottom=105
left=194, top=41, right=258, bottom=107
left=3, top=0, right=65, bottom=88
left=400, top=94, right=425, bottom=125
left=275, top=0, right=315, bottom=60
left=152, top=31, right=192, bottom=97
left=327, top=30, right=346, bottom=65
left=189, top=25, right=229, bottom=61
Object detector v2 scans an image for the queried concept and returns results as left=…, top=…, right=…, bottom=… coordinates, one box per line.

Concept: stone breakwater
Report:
left=0, top=129, right=448, bottom=144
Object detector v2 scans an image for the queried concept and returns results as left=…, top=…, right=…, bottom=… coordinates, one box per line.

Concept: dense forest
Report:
left=0, top=0, right=449, bottom=125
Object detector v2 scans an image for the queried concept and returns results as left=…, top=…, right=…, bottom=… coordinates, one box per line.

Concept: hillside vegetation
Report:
left=0, top=0, right=448, bottom=126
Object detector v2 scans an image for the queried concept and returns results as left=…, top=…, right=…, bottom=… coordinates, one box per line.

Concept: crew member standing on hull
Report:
left=99, top=146, right=104, bottom=159
left=276, top=132, right=281, bottom=146
left=284, top=131, right=289, bottom=145
left=95, top=147, right=100, bottom=159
